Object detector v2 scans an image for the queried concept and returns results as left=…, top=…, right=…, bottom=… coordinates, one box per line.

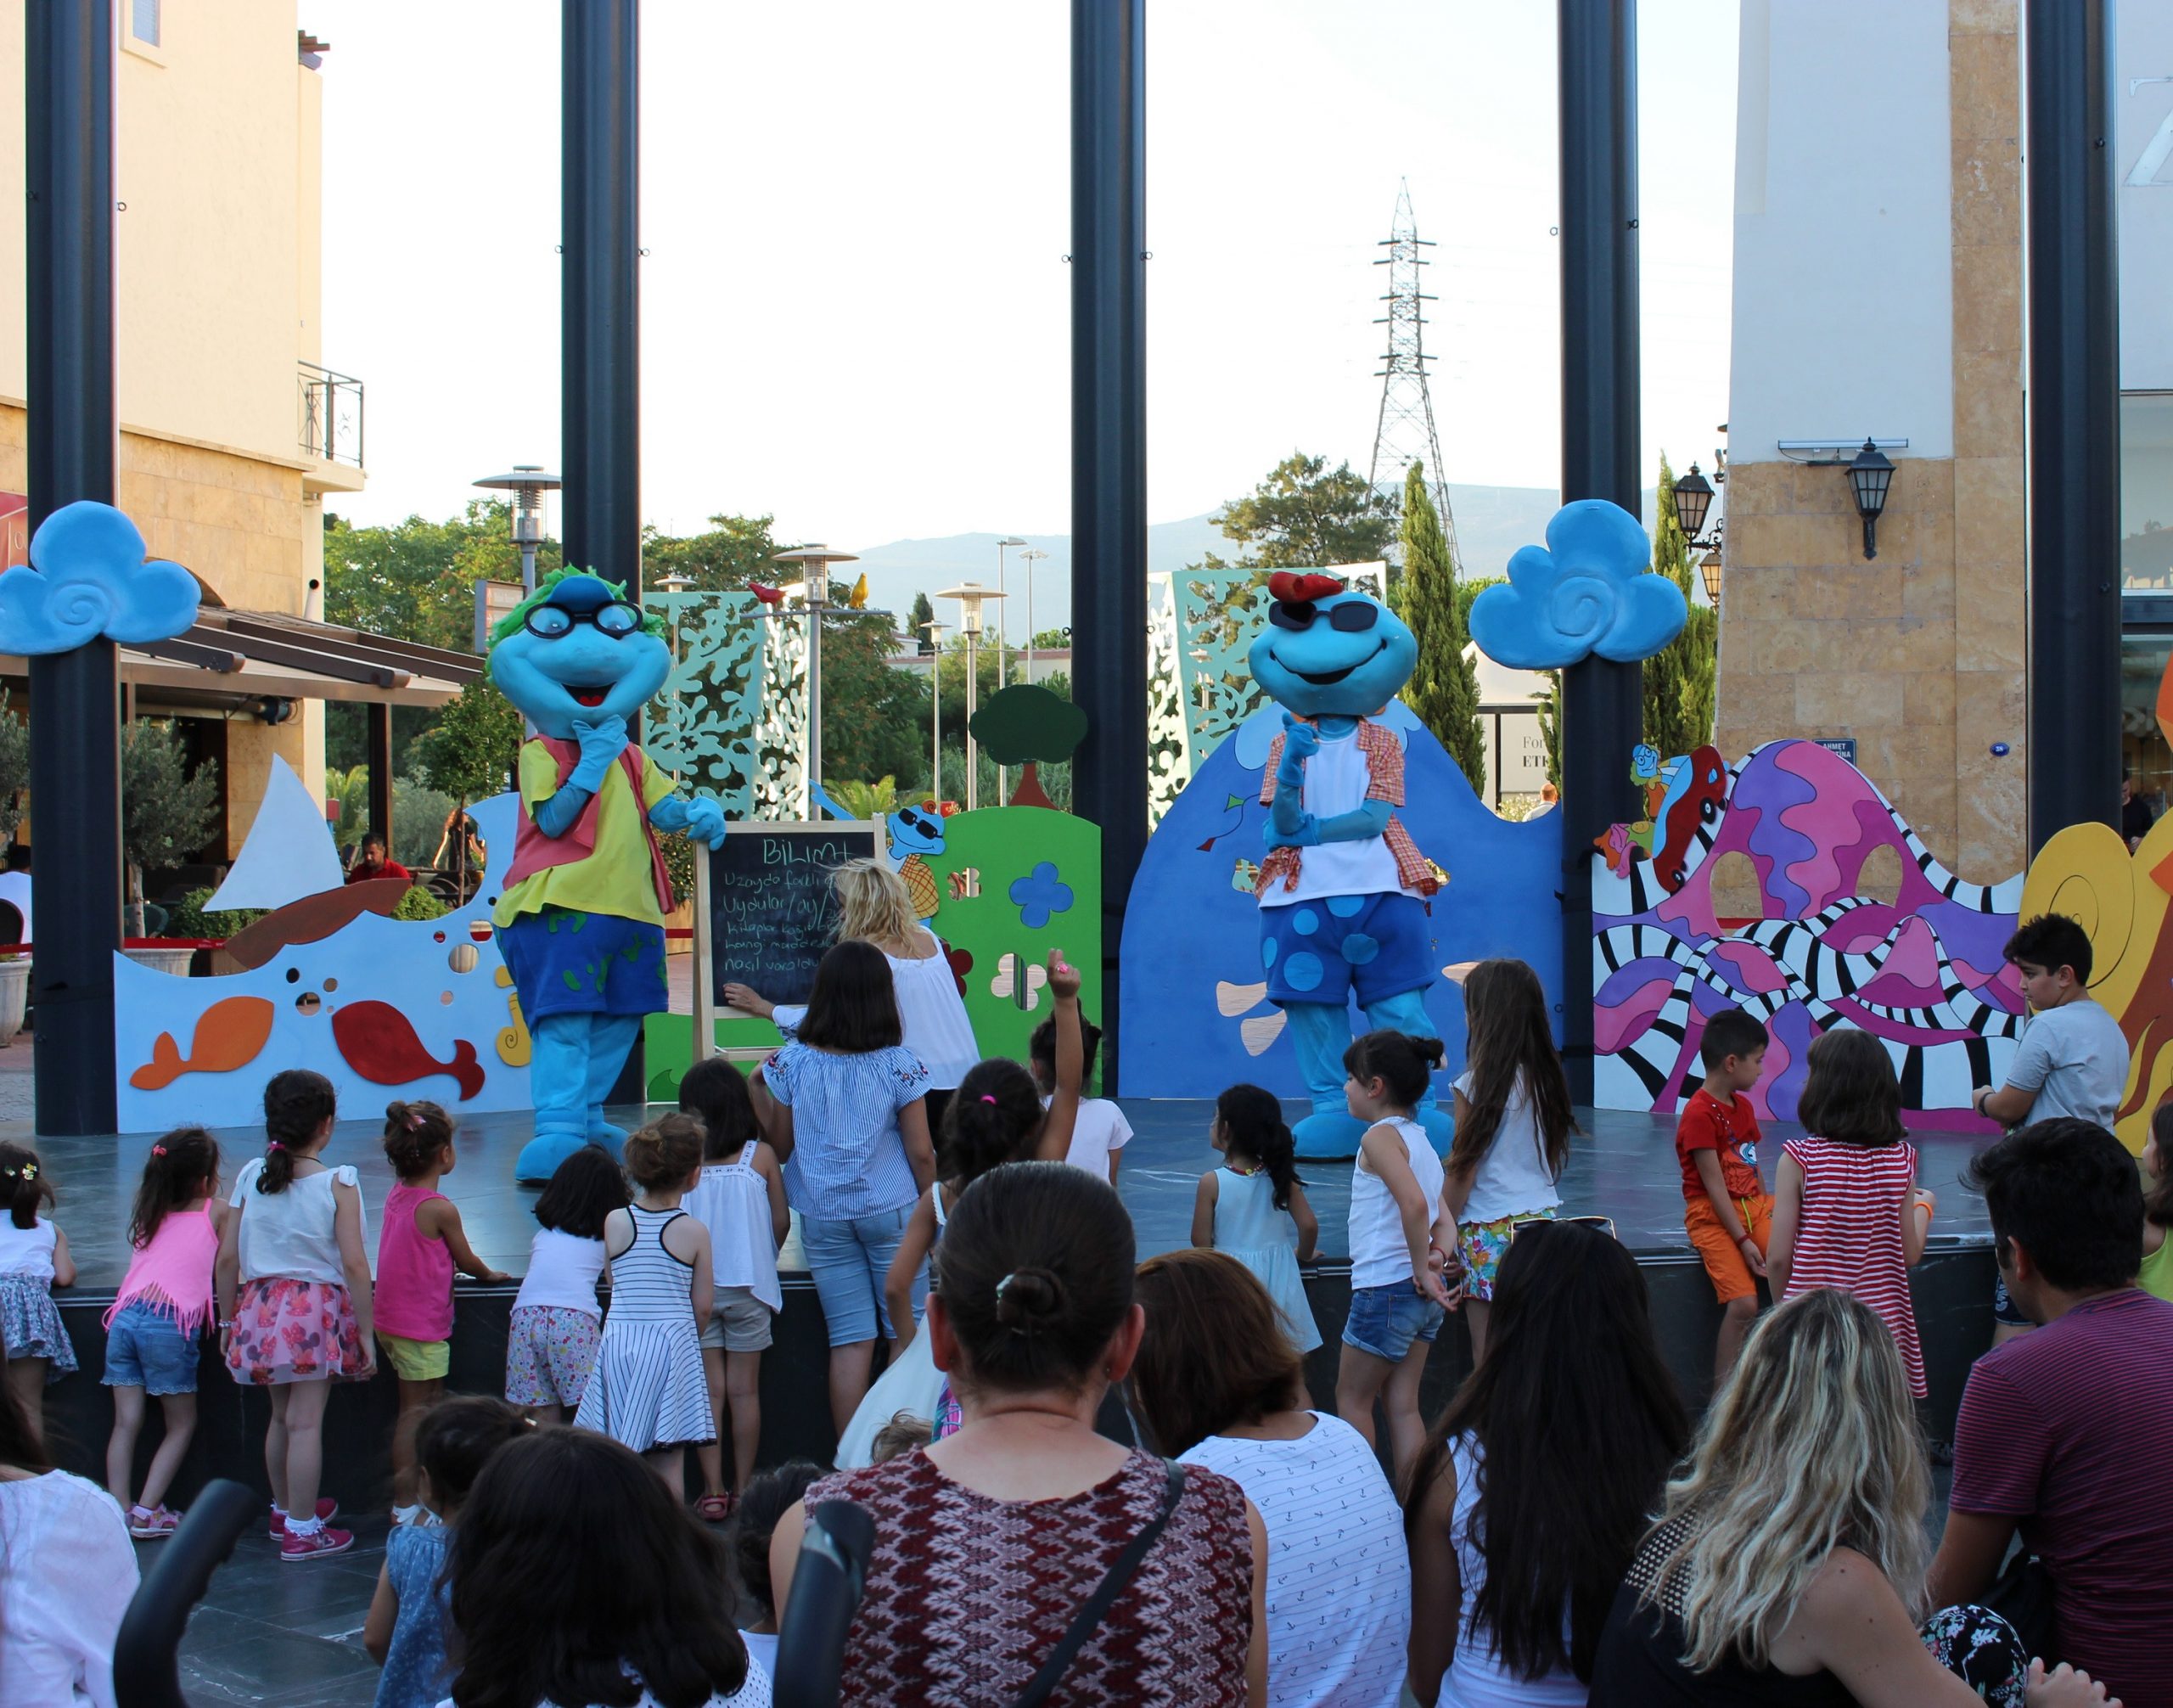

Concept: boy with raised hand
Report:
left=1677, top=1007, right=1773, bottom=1385
left=1973, top=912, right=2131, bottom=1342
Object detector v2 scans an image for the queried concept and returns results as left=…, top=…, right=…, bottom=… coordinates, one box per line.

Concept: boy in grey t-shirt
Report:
left=1973, top=913, right=2131, bottom=1334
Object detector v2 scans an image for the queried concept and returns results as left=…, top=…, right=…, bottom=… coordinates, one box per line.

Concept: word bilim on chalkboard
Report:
left=708, top=823, right=878, bottom=1009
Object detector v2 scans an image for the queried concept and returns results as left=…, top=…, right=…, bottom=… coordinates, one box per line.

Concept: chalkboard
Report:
left=705, top=821, right=879, bottom=1010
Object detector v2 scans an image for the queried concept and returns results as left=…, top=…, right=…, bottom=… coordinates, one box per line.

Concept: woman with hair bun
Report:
left=776, top=1162, right=1268, bottom=1705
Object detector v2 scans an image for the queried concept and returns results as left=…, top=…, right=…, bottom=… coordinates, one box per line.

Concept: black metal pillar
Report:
left=2024, top=0, right=2120, bottom=856
left=564, top=0, right=649, bottom=1108
left=26, top=1, right=120, bottom=1134
left=367, top=703, right=395, bottom=851
left=1557, top=0, right=1644, bottom=1102
left=1068, top=0, right=1148, bottom=1094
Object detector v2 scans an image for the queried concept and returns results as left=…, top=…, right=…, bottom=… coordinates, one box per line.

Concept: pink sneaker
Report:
left=128, top=1505, right=181, bottom=1539
left=267, top=1497, right=341, bottom=1538
left=279, top=1524, right=355, bottom=1563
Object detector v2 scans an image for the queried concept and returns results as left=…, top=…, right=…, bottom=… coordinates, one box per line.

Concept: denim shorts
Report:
left=1341, top=1281, right=1444, bottom=1362
left=101, top=1300, right=203, bottom=1396
left=801, top=1205, right=927, bottom=1346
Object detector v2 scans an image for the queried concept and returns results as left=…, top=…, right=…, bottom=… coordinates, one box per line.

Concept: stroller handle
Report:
left=113, top=1479, right=259, bottom=1708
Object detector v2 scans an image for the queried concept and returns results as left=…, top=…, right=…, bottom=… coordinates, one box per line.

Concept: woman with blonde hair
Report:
left=726, top=857, right=979, bottom=1128
left=1588, top=1289, right=2119, bottom=1708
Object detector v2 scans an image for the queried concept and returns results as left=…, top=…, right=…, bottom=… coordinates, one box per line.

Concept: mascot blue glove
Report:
left=1249, top=571, right=1451, bottom=1158
left=487, top=570, right=728, bottom=1182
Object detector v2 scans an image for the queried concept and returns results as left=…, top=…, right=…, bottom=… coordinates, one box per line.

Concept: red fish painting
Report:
left=130, top=996, right=276, bottom=1090
left=331, top=1002, right=486, bottom=1100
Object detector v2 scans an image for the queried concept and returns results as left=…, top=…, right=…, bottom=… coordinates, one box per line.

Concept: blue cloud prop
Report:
left=0, top=502, right=200, bottom=656
left=1468, top=499, right=1687, bottom=670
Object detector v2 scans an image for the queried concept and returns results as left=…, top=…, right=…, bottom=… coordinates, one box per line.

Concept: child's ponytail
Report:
left=382, top=1099, right=455, bottom=1179
left=260, top=1069, right=337, bottom=1194
left=129, top=1127, right=221, bottom=1247
left=941, top=1059, right=1044, bottom=1184
left=0, top=1142, right=53, bottom=1231
left=1214, top=1083, right=1304, bottom=1211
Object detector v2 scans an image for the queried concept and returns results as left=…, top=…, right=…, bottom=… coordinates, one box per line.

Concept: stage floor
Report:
left=32, top=1098, right=1996, bottom=1294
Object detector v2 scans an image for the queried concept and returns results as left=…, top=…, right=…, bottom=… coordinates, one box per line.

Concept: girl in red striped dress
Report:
left=1766, top=1029, right=1934, bottom=1397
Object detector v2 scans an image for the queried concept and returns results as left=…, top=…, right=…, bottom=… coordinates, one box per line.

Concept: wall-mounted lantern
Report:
left=1846, top=439, right=1895, bottom=561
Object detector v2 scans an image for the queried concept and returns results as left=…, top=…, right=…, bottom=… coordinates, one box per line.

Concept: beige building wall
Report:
left=1716, top=0, right=2027, bottom=885
left=0, top=4, right=351, bottom=850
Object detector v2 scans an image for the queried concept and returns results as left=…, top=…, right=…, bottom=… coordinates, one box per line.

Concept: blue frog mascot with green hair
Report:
left=1250, top=570, right=1451, bottom=1157
left=488, top=569, right=727, bottom=1182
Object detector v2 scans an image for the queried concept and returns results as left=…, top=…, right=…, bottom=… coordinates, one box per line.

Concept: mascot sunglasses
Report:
left=522, top=599, right=645, bottom=639
left=1268, top=598, right=1380, bottom=633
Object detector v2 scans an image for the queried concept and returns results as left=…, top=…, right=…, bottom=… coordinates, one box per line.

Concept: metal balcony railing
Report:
left=298, top=361, right=364, bottom=469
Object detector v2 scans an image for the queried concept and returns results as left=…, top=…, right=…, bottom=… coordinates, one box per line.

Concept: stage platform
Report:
left=25, top=1098, right=2000, bottom=1509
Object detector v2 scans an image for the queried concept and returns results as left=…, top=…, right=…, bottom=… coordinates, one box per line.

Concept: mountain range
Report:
left=848, top=482, right=1660, bottom=639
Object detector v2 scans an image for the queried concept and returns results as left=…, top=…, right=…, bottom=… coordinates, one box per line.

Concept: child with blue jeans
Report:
left=1334, top=1030, right=1455, bottom=1482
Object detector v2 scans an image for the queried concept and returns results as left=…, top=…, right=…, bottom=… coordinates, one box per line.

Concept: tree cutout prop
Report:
left=970, top=684, right=1087, bottom=809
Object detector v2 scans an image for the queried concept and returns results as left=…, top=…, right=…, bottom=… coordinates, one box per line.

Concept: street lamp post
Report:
left=1017, top=547, right=1048, bottom=683
left=474, top=465, right=563, bottom=593
left=772, top=543, right=860, bottom=816
left=922, top=616, right=948, bottom=802
left=994, top=537, right=1026, bottom=801
left=938, top=582, right=1007, bottom=810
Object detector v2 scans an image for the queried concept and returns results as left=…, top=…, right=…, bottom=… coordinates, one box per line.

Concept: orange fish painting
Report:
left=129, top=997, right=277, bottom=1091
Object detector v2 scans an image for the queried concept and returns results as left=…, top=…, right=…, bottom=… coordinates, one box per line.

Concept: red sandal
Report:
left=694, top=1492, right=734, bottom=1524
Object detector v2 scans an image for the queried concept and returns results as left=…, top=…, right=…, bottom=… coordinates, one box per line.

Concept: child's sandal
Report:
left=694, top=1492, right=734, bottom=1524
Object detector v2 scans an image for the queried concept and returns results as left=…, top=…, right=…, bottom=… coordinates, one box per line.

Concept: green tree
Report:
left=822, top=606, right=929, bottom=793
left=969, top=683, right=1088, bottom=808
left=122, top=722, right=221, bottom=935
left=1642, top=455, right=1719, bottom=759
left=1213, top=451, right=1399, bottom=568
left=1398, top=464, right=1486, bottom=795
left=641, top=514, right=783, bottom=593
left=414, top=677, right=525, bottom=806
left=1535, top=671, right=1563, bottom=789
left=0, top=691, right=28, bottom=852
left=907, top=591, right=936, bottom=655
left=323, top=500, right=553, bottom=654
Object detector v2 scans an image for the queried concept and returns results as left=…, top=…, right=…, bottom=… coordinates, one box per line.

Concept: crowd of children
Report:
left=20, top=898, right=2173, bottom=1703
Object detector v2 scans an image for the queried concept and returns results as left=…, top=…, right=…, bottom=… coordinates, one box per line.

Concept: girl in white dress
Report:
left=1192, top=1084, right=1321, bottom=1356
left=574, top=1115, right=714, bottom=1499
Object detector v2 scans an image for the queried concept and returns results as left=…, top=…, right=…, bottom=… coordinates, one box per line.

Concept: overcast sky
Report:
left=313, top=0, right=1738, bottom=550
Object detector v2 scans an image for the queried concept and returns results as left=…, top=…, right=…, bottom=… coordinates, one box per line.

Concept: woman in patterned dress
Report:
left=774, top=1162, right=1269, bottom=1705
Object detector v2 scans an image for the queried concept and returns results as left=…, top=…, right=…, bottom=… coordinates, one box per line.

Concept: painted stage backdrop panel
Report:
left=115, top=794, right=532, bottom=1133
left=1119, top=701, right=1564, bottom=1098
left=1593, top=739, right=2025, bottom=1126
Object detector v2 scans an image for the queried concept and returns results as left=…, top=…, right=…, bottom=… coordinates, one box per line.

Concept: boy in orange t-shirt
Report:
left=1676, top=1007, right=1774, bottom=1384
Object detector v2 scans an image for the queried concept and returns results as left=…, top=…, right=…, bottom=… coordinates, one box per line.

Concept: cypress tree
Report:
left=1398, top=464, right=1487, bottom=795
left=1643, top=456, right=1720, bottom=761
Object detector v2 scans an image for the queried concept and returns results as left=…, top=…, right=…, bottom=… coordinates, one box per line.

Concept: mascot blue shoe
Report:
left=1248, top=571, right=1453, bottom=1160
left=488, top=570, right=728, bottom=1183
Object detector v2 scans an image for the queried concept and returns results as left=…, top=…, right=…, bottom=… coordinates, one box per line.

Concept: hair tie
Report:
left=267, top=1139, right=284, bottom=1151
left=150, top=1143, right=167, bottom=1157
left=995, top=1272, right=1019, bottom=1304
left=980, top=1093, right=997, bottom=1104
left=404, top=1110, right=424, bottom=1132
left=18, top=1162, right=33, bottom=1181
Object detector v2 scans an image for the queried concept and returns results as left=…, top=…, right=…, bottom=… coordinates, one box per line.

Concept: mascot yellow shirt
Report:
left=493, top=742, right=677, bottom=929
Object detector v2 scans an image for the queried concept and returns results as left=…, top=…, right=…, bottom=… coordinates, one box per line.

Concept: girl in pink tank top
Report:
left=103, top=1127, right=231, bottom=1537
left=376, top=1101, right=508, bottom=1521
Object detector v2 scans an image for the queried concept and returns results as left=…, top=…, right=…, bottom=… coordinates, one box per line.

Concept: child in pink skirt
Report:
left=214, top=1070, right=376, bottom=1561
left=103, top=1127, right=230, bottom=1537
left=376, top=1100, right=508, bottom=1525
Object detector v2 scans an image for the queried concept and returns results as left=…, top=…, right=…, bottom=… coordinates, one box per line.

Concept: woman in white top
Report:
left=1434, top=959, right=1573, bottom=1360
left=725, top=858, right=980, bottom=1126
left=1133, top=1249, right=1410, bottom=1708
left=213, top=1070, right=375, bottom=1561
left=0, top=1381, right=138, bottom=1708
left=1405, top=1220, right=1687, bottom=1708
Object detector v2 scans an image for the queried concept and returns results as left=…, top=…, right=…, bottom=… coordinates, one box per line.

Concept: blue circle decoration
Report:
left=1292, top=907, right=1321, bottom=936
left=1327, top=894, right=1367, bottom=918
left=1282, top=951, right=1325, bottom=992
left=1342, top=932, right=1380, bottom=966
left=1261, top=936, right=1278, bottom=969
left=1991, top=742, right=2011, bottom=757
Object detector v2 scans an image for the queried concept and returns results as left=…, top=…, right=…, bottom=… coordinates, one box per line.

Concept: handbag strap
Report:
left=1009, top=1462, right=1187, bottom=1708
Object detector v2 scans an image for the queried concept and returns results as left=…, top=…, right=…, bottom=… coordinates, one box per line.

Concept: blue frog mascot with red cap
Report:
left=1250, top=570, right=1451, bottom=1157
left=488, top=569, right=727, bottom=1182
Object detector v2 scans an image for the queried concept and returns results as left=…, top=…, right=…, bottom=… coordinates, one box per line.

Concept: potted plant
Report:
left=122, top=722, right=220, bottom=975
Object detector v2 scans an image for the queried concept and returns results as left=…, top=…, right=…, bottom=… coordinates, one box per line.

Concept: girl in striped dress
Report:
left=575, top=1115, right=715, bottom=1497
left=1766, top=1028, right=1934, bottom=1397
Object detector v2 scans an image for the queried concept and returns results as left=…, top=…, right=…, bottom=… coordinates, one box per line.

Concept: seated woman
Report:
left=1587, top=1288, right=2119, bottom=1708
left=1131, top=1247, right=1409, bottom=1708
left=773, top=1162, right=1269, bottom=1705
left=1404, top=1218, right=1687, bottom=1708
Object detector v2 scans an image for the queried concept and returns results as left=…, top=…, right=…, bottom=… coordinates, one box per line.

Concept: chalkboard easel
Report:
left=691, top=819, right=880, bottom=1063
